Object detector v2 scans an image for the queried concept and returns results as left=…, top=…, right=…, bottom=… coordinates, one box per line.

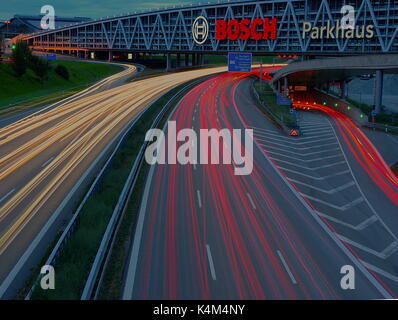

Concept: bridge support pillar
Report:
left=108, top=51, right=112, bottom=62
left=339, top=80, right=347, bottom=99
left=166, top=53, right=171, bottom=72
left=374, top=70, right=384, bottom=114
left=185, top=54, right=190, bottom=67
left=200, top=54, right=205, bottom=66
left=283, top=77, right=289, bottom=97
left=176, top=53, right=181, bottom=68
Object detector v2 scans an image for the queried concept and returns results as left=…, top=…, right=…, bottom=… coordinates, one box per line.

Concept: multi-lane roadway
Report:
left=123, top=69, right=398, bottom=299
left=0, top=64, right=228, bottom=297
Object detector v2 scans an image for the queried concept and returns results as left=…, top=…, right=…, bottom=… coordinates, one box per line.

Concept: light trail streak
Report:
left=0, top=66, right=229, bottom=257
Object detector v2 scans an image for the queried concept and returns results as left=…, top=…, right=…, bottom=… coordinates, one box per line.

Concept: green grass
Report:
left=254, top=82, right=295, bottom=126
left=0, top=61, right=122, bottom=110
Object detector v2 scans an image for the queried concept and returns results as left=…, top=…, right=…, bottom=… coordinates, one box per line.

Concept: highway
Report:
left=123, top=69, right=398, bottom=299
left=0, top=65, right=228, bottom=293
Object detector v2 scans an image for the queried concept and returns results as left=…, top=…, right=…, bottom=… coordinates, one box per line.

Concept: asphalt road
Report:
left=0, top=65, right=228, bottom=296
left=123, top=70, right=397, bottom=300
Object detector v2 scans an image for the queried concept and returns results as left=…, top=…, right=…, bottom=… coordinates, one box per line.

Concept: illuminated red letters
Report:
left=216, top=18, right=278, bottom=41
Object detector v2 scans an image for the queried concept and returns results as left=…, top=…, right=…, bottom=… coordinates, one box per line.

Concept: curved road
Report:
left=0, top=65, right=228, bottom=297
left=123, top=69, right=398, bottom=299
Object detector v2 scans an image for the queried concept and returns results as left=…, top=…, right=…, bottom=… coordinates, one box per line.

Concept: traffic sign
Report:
left=289, top=129, right=300, bottom=136
left=277, top=94, right=292, bottom=106
left=46, top=54, right=57, bottom=61
left=228, top=52, right=252, bottom=73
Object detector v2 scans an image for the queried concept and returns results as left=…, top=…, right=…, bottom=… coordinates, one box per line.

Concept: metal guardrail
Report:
left=364, top=122, right=398, bottom=134
left=24, top=103, right=149, bottom=300
left=80, top=77, right=210, bottom=300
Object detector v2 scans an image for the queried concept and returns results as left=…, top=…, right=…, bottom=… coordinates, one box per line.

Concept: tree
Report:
left=29, top=55, right=49, bottom=83
left=10, top=40, right=31, bottom=77
left=55, top=64, right=69, bottom=80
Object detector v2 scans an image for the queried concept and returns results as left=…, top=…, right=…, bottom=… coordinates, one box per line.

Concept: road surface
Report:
left=0, top=66, right=228, bottom=297
left=123, top=70, right=398, bottom=299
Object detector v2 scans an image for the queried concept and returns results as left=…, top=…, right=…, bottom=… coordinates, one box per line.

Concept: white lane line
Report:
left=261, top=145, right=341, bottom=157
left=338, top=235, right=396, bottom=259
left=288, top=179, right=355, bottom=195
left=278, top=167, right=350, bottom=180
left=256, top=135, right=336, bottom=146
left=41, top=156, right=55, bottom=168
left=360, top=260, right=398, bottom=283
left=300, top=193, right=364, bottom=211
left=275, top=159, right=346, bottom=171
left=247, top=193, right=257, bottom=210
left=197, top=190, right=202, bottom=208
left=0, top=189, right=15, bottom=204
left=269, top=152, right=343, bottom=163
left=277, top=250, right=297, bottom=285
left=206, top=244, right=217, bottom=280
left=317, top=212, right=377, bottom=231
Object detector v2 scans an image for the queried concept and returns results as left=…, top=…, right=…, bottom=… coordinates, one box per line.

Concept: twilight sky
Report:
left=0, top=0, right=204, bottom=20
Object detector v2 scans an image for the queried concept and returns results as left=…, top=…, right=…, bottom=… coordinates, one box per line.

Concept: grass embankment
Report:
left=0, top=61, right=122, bottom=111
left=29, top=78, right=201, bottom=300
left=254, top=82, right=294, bottom=126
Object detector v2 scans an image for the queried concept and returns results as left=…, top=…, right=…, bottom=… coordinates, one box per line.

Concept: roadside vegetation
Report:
left=0, top=41, right=122, bottom=111
left=254, top=81, right=295, bottom=127
left=330, top=90, right=398, bottom=127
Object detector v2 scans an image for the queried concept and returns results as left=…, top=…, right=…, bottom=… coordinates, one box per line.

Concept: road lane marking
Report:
left=0, top=189, right=15, bottom=204
left=288, top=179, right=355, bottom=194
left=300, top=193, right=364, bottom=211
left=360, top=260, right=398, bottom=283
left=278, top=167, right=350, bottom=180
left=275, top=159, right=346, bottom=171
left=206, top=244, right=217, bottom=280
left=247, top=193, right=257, bottom=210
left=261, top=145, right=341, bottom=157
left=317, top=212, right=377, bottom=231
left=269, top=152, right=343, bottom=163
left=277, top=250, right=297, bottom=285
left=197, top=190, right=202, bottom=208
left=41, top=156, right=55, bottom=168
left=337, top=235, right=397, bottom=259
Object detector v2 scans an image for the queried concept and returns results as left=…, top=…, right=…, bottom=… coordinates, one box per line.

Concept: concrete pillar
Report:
left=339, top=80, right=347, bottom=99
left=277, top=80, right=281, bottom=93
left=284, top=77, right=289, bottom=97
left=108, top=51, right=112, bottom=62
left=200, top=54, right=205, bottom=66
left=374, top=70, right=384, bottom=114
left=166, top=53, right=171, bottom=72
left=176, top=53, right=181, bottom=68
left=185, top=54, right=189, bottom=67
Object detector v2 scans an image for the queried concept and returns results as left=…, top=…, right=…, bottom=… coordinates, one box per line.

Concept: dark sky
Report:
left=1, top=0, right=203, bottom=20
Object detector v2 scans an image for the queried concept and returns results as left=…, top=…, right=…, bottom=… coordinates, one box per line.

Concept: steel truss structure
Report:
left=25, top=0, right=398, bottom=54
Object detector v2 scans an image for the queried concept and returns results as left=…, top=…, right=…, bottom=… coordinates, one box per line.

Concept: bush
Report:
left=10, top=40, right=32, bottom=77
left=29, top=55, right=49, bottom=83
left=55, top=64, right=69, bottom=80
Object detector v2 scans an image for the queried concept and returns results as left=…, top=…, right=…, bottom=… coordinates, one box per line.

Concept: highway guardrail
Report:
left=79, top=76, right=214, bottom=300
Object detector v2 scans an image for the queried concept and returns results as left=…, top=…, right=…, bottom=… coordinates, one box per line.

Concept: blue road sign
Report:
left=277, top=94, right=292, bottom=105
left=228, top=52, right=252, bottom=73
left=46, top=54, right=57, bottom=61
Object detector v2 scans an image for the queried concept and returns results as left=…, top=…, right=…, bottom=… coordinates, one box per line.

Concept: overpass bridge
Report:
left=24, top=0, right=398, bottom=60
left=270, top=54, right=398, bottom=113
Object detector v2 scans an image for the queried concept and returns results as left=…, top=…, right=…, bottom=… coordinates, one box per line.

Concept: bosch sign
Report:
left=216, top=18, right=278, bottom=41
left=192, top=17, right=278, bottom=44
